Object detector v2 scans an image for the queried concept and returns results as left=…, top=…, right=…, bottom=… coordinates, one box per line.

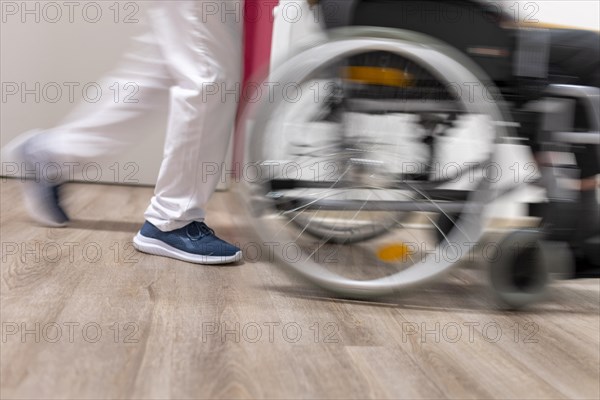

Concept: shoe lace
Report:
left=196, top=222, right=215, bottom=236
left=186, top=221, right=215, bottom=240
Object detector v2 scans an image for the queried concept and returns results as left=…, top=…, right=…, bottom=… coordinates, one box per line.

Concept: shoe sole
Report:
left=133, top=233, right=242, bottom=265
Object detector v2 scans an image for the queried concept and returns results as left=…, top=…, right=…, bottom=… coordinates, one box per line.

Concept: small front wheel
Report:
left=489, top=230, right=551, bottom=309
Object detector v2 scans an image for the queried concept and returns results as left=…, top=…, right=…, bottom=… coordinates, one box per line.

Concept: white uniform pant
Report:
left=34, top=1, right=243, bottom=231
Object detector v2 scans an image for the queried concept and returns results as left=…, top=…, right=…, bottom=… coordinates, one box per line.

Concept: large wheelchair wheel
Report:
left=242, top=28, right=511, bottom=297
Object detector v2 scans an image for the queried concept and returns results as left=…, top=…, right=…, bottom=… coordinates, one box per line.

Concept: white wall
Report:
left=0, top=1, right=231, bottom=188
left=506, top=0, right=599, bottom=31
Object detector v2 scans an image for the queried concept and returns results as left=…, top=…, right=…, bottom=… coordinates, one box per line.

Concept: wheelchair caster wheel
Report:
left=489, top=230, right=550, bottom=309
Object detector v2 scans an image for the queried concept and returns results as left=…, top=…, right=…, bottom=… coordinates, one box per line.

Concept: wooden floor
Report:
left=1, top=181, right=599, bottom=400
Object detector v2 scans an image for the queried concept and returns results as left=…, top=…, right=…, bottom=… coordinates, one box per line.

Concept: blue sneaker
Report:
left=133, top=221, right=242, bottom=265
left=4, top=130, right=69, bottom=227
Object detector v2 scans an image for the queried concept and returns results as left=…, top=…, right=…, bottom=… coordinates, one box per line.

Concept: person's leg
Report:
left=547, top=28, right=599, bottom=186
left=142, top=1, right=244, bottom=231
left=132, top=1, right=244, bottom=264
left=546, top=29, right=600, bottom=271
left=34, top=33, right=174, bottom=164
left=5, top=15, right=174, bottom=226
left=549, top=29, right=600, bottom=88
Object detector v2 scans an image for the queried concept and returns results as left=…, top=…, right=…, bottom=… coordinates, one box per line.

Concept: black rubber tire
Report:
left=489, top=230, right=550, bottom=310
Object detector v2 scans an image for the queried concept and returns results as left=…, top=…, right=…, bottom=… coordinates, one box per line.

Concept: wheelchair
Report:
left=240, top=0, right=600, bottom=308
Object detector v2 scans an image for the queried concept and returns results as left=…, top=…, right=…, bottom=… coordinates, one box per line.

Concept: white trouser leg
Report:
left=32, top=27, right=174, bottom=164
left=143, top=1, right=243, bottom=231
left=28, top=1, right=243, bottom=232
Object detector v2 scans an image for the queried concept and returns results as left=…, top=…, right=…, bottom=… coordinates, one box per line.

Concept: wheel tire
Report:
left=243, top=29, right=510, bottom=297
left=489, top=230, right=551, bottom=309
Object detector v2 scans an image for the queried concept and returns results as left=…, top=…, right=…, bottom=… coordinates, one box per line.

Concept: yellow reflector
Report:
left=377, top=243, right=413, bottom=263
left=343, top=66, right=413, bottom=87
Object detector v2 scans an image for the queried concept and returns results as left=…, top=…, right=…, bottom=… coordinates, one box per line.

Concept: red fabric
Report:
left=233, top=0, right=276, bottom=169
left=243, top=0, right=276, bottom=87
